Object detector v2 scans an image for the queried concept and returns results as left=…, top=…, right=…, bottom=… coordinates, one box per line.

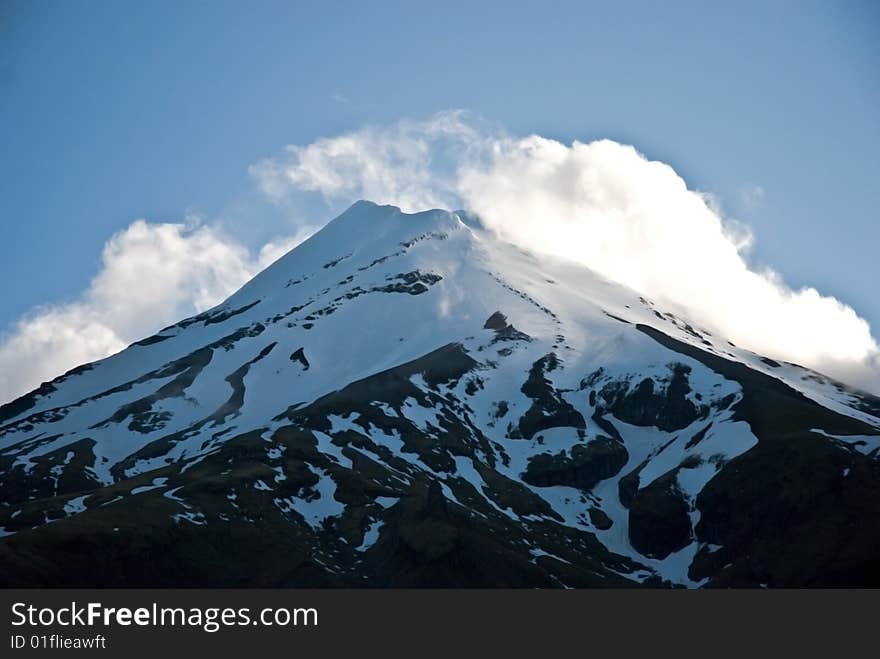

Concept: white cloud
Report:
left=0, top=220, right=311, bottom=403
left=458, top=137, right=878, bottom=369
left=254, top=113, right=880, bottom=393
left=249, top=111, right=483, bottom=212
left=2, top=112, right=877, bottom=402
left=739, top=182, right=766, bottom=210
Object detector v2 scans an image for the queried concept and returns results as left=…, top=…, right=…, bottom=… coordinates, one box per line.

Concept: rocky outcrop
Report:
left=596, top=364, right=706, bottom=432
left=515, top=354, right=585, bottom=439
left=628, top=470, right=692, bottom=559
left=522, top=436, right=628, bottom=491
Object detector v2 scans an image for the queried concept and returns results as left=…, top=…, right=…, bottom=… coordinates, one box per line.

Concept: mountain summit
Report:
left=2, top=201, right=879, bottom=587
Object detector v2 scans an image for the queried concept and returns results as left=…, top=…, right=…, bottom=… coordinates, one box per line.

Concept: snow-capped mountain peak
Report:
left=2, top=200, right=879, bottom=587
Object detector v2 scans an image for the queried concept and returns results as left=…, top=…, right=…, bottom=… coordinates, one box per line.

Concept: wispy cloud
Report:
left=248, top=110, right=485, bottom=212
left=739, top=182, right=766, bottom=210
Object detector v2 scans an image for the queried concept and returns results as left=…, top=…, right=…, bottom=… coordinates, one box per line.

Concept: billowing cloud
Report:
left=0, top=220, right=312, bottom=403
left=254, top=112, right=880, bottom=393
left=2, top=112, right=877, bottom=402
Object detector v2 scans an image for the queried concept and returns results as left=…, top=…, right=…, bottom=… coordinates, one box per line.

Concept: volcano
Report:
left=2, top=201, right=879, bottom=587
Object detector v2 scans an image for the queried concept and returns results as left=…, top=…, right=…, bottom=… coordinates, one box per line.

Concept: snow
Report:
left=676, top=462, right=720, bottom=500
left=586, top=418, right=747, bottom=587
left=438, top=482, right=463, bottom=507
left=811, top=428, right=880, bottom=456
left=130, top=477, right=169, bottom=495
left=277, top=466, right=346, bottom=530
left=530, top=547, right=572, bottom=565
left=356, top=520, right=383, bottom=551
left=313, top=429, right=354, bottom=468
left=63, top=495, right=89, bottom=516
left=637, top=415, right=756, bottom=492
left=450, top=455, right=518, bottom=519
left=172, top=511, right=207, bottom=525
left=164, top=486, right=186, bottom=503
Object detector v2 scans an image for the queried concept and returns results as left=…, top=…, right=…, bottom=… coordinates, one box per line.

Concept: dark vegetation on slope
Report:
left=637, top=324, right=880, bottom=586
left=0, top=345, right=648, bottom=588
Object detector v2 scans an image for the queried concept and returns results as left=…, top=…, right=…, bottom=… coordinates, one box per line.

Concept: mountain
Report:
left=2, top=200, right=879, bottom=587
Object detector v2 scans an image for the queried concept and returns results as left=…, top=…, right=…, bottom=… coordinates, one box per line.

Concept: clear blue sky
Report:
left=1, top=0, right=878, bottom=330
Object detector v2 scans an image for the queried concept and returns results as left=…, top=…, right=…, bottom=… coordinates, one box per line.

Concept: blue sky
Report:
left=1, top=0, right=878, bottom=396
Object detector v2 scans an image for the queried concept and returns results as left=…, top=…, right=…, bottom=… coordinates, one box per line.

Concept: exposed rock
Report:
left=522, top=436, right=628, bottom=491
left=596, top=364, right=706, bottom=432
left=685, top=423, right=712, bottom=450
left=483, top=311, right=532, bottom=344
left=588, top=507, right=613, bottom=530
left=618, top=462, right=646, bottom=509
left=375, top=270, right=442, bottom=295
left=516, top=354, right=585, bottom=439
left=290, top=347, right=310, bottom=370
left=628, top=470, right=692, bottom=559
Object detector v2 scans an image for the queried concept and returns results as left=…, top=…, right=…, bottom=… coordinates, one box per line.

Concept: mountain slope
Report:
left=1, top=201, right=879, bottom=587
